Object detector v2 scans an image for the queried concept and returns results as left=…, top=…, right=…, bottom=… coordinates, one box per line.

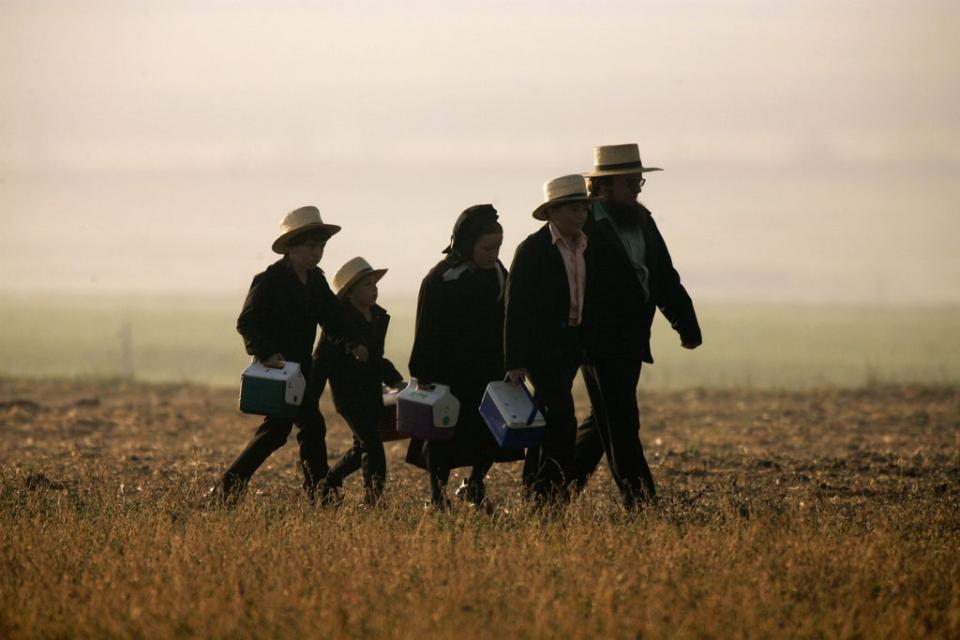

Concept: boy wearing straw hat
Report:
left=313, top=256, right=403, bottom=505
left=505, top=174, right=593, bottom=506
left=218, top=205, right=367, bottom=503
left=575, top=144, right=701, bottom=509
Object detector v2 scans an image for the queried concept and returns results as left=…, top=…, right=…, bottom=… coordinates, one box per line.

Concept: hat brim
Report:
left=272, top=223, right=342, bottom=254
left=336, top=268, right=388, bottom=298
left=584, top=165, right=663, bottom=178
left=532, top=195, right=594, bottom=221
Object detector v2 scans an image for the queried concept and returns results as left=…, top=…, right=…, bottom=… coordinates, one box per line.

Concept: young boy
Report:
left=505, top=174, right=592, bottom=506
left=313, top=257, right=403, bottom=505
left=219, top=205, right=366, bottom=503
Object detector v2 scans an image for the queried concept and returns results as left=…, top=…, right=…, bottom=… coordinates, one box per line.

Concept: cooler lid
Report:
left=486, top=381, right=545, bottom=429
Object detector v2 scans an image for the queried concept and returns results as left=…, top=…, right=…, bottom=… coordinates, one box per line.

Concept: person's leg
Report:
left=527, top=334, right=582, bottom=506
left=577, top=361, right=621, bottom=493
left=456, top=459, right=493, bottom=505
left=337, top=408, right=386, bottom=502
left=593, top=359, right=655, bottom=507
left=423, top=441, right=452, bottom=508
left=529, top=385, right=577, bottom=504
left=521, top=447, right=539, bottom=497
left=295, top=383, right=330, bottom=499
left=468, top=460, right=493, bottom=485
left=360, top=434, right=387, bottom=503
left=572, top=412, right=607, bottom=492
left=325, top=435, right=363, bottom=490
left=528, top=367, right=579, bottom=505
left=222, top=417, right=294, bottom=496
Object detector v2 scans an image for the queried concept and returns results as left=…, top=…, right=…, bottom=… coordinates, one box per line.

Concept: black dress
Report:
left=405, top=258, right=523, bottom=472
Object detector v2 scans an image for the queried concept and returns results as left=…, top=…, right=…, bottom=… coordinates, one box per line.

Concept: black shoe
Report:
left=319, top=483, right=344, bottom=508
left=205, top=483, right=241, bottom=508
left=427, top=493, right=452, bottom=513
left=361, top=486, right=384, bottom=509
left=454, top=479, right=486, bottom=505
left=622, top=478, right=657, bottom=511
left=455, top=479, right=495, bottom=513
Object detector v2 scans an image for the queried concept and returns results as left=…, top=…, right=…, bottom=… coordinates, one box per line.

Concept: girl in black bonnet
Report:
left=406, top=204, right=522, bottom=510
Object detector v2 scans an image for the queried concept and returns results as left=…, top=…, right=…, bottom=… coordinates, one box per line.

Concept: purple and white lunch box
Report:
left=396, top=379, right=459, bottom=441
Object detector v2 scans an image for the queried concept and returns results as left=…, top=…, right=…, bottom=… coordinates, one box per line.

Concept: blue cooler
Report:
left=480, top=379, right=546, bottom=449
left=239, top=359, right=306, bottom=419
left=396, top=379, right=459, bottom=441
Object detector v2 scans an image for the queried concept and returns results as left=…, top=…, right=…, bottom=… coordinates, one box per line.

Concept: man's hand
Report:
left=681, top=338, right=702, bottom=350
left=263, top=353, right=286, bottom=368
left=351, top=345, right=369, bottom=362
left=507, top=368, right=529, bottom=384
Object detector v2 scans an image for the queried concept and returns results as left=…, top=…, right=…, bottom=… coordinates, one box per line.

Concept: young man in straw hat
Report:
left=313, top=256, right=403, bottom=505
left=218, top=205, right=368, bottom=504
left=505, top=174, right=593, bottom=506
left=574, top=144, right=701, bottom=510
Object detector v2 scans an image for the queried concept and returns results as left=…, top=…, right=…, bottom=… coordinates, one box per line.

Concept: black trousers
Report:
left=222, top=378, right=328, bottom=497
left=524, top=328, right=583, bottom=503
left=423, top=444, right=493, bottom=504
left=576, top=359, right=656, bottom=507
left=326, top=407, right=386, bottom=497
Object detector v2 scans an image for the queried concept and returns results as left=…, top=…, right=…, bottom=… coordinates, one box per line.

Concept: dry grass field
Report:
left=1, top=378, right=958, bottom=638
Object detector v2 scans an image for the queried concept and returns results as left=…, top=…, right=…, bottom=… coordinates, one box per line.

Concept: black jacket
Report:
left=236, top=257, right=358, bottom=369
left=406, top=258, right=521, bottom=469
left=314, top=302, right=403, bottom=416
left=504, top=223, right=589, bottom=374
left=409, top=259, right=507, bottom=389
left=584, top=201, right=701, bottom=362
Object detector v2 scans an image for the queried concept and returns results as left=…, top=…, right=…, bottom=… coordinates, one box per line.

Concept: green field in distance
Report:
left=1, top=292, right=957, bottom=390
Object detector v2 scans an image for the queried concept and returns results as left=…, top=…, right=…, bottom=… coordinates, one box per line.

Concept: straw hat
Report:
left=333, top=256, right=388, bottom=298
left=584, top=143, right=662, bottom=177
left=271, top=206, right=342, bottom=254
left=532, top=174, right=593, bottom=221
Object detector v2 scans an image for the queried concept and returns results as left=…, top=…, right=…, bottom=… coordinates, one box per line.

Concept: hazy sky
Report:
left=2, top=0, right=959, bottom=303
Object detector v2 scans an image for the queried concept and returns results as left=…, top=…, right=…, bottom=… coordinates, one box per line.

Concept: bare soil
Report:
left=1, top=379, right=958, bottom=639
left=1, top=379, right=956, bottom=506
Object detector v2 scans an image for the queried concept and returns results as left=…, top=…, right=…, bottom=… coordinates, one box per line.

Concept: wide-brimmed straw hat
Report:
left=532, top=174, right=593, bottom=221
left=584, top=143, right=662, bottom=177
left=333, top=256, right=388, bottom=298
left=271, top=205, right=342, bottom=254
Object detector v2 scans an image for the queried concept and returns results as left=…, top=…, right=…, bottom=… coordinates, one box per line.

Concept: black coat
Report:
left=237, top=257, right=357, bottom=369
left=584, top=201, right=701, bottom=363
left=314, top=302, right=403, bottom=417
left=504, top=224, right=590, bottom=376
left=406, top=258, right=521, bottom=469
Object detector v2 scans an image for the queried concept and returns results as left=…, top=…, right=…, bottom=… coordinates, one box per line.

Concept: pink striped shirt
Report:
left=548, top=222, right=588, bottom=326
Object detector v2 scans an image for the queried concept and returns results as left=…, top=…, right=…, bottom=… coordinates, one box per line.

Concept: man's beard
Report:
left=606, top=200, right=644, bottom=229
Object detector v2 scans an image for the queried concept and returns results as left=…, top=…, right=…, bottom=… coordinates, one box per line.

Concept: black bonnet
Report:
left=442, top=204, right=500, bottom=260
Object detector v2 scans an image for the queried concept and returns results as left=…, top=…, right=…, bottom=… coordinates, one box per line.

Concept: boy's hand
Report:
left=351, top=345, right=369, bottom=363
left=507, top=368, right=529, bottom=385
left=263, top=353, right=286, bottom=369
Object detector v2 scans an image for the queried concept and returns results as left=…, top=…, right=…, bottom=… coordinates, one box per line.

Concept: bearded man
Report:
left=575, top=143, right=702, bottom=509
